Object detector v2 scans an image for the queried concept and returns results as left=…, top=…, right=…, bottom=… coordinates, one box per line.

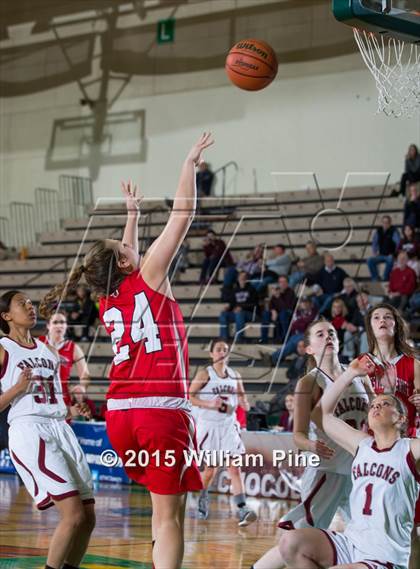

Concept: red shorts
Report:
left=416, top=496, right=420, bottom=525
left=106, top=408, right=203, bottom=495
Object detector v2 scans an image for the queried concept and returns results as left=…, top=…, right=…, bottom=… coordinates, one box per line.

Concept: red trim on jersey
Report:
left=359, top=564, right=375, bottom=569
left=277, top=520, right=295, bottom=530
left=406, top=451, right=420, bottom=483
left=303, top=473, right=327, bottom=526
left=199, top=432, right=209, bottom=451
left=38, top=438, right=67, bottom=483
left=82, top=498, right=96, bottom=505
left=49, top=490, right=79, bottom=501
left=319, top=530, right=337, bottom=565
left=11, top=450, right=39, bottom=497
left=371, top=440, right=398, bottom=453
left=0, top=350, right=9, bottom=380
left=6, top=336, right=37, bottom=350
left=37, top=497, right=54, bottom=510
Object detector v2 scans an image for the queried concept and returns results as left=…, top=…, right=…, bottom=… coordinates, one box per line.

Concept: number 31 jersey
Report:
left=99, top=270, right=190, bottom=404
left=0, top=337, right=67, bottom=424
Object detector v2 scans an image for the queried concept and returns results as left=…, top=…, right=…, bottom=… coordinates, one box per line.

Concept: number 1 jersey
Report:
left=99, top=270, right=190, bottom=405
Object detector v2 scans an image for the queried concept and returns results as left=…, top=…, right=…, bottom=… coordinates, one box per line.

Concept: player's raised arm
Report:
left=320, top=355, right=373, bottom=455
left=121, top=181, right=142, bottom=258
left=141, top=133, right=214, bottom=289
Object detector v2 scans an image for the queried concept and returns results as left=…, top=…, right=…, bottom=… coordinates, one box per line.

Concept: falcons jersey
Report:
left=368, top=353, right=417, bottom=438
left=38, top=336, right=75, bottom=406
left=308, top=367, right=369, bottom=475
left=194, top=365, right=240, bottom=424
left=345, top=437, right=420, bottom=566
left=99, top=270, right=190, bottom=410
left=0, top=337, right=67, bottom=424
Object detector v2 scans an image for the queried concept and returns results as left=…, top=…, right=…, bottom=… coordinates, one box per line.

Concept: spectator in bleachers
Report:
left=277, top=394, right=295, bottom=432
left=312, top=253, right=348, bottom=315
left=349, top=290, right=371, bottom=354
left=403, top=184, right=420, bottom=229
left=336, top=277, right=359, bottom=320
left=196, top=162, right=214, bottom=198
left=219, top=271, right=259, bottom=342
left=168, top=239, right=190, bottom=283
left=330, top=298, right=357, bottom=361
left=391, top=144, right=420, bottom=198
left=251, top=244, right=291, bottom=293
left=387, top=251, right=417, bottom=311
left=397, top=224, right=420, bottom=277
left=223, top=243, right=264, bottom=288
left=285, top=339, right=307, bottom=383
left=260, top=296, right=318, bottom=366
left=367, top=214, right=400, bottom=282
left=200, top=229, right=234, bottom=285
left=289, top=240, right=324, bottom=289
left=67, top=285, right=98, bottom=341
left=260, top=275, right=296, bottom=343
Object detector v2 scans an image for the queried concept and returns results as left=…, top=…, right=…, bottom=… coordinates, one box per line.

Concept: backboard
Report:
left=332, top=1, right=420, bottom=42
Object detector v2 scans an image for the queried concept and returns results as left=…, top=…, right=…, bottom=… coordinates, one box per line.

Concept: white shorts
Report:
left=323, top=530, right=404, bottom=569
left=9, top=418, right=94, bottom=510
left=196, top=419, right=245, bottom=464
left=279, top=468, right=352, bottom=530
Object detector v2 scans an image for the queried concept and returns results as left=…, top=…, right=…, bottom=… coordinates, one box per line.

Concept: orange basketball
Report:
left=225, top=39, right=278, bottom=91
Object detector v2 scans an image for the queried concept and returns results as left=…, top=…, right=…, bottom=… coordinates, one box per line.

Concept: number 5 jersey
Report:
left=99, top=270, right=190, bottom=409
left=0, top=337, right=67, bottom=424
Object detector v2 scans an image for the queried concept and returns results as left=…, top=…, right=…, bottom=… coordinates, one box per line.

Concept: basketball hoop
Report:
left=353, top=28, right=420, bottom=118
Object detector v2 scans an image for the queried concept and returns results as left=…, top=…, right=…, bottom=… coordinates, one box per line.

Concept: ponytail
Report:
left=39, top=265, right=84, bottom=319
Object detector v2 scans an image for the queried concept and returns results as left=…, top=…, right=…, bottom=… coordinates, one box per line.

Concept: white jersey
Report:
left=308, top=367, right=369, bottom=475
left=345, top=437, right=420, bottom=566
left=0, top=337, right=67, bottom=424
left=195, top=365, right=239, bottom=424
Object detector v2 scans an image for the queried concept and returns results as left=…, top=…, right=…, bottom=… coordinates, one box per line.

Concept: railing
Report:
left=0, top=217, right=11, bottom=247
left=59, top=175, right=93, bottom=220
left=10, top=202, right=36, bottom=248
left=35, top=188, right=60, bottom=234
left=213, top=161, right=239, bottom=207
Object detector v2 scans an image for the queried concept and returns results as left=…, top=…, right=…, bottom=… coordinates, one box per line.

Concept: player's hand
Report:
left=186, top=132, right=214, bottom=166
left=408, top=389, right=420, bottom=411
left=15, top=367, right=33, bottom=394
left=349, top=354, right=375, bottom=377
left=310, top=439, right=335, bottom=460
left=122, top=180, right=143, bottom=214
left=208, top=396, right=223, bottom=410
left=69, top=403, right=92, bottom=419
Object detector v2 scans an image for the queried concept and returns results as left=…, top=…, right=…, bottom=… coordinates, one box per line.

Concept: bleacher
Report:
left=0, top=186, right=404, bottom=405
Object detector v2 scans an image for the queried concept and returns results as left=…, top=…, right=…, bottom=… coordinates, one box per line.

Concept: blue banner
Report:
left=72, top=421, right=131, bottom=485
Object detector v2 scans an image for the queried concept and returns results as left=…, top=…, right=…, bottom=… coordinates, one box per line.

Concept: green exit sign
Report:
left=157, top=19, right=175, bottom=44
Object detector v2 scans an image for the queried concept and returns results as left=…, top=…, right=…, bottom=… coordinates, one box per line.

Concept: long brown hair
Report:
left=39, top=240, right=126, bottom=319
left=365, top=302, right=419, bottom=358
left=303, top=317, right=330, bottom=373
left=0, top=290, right=21, bottom=334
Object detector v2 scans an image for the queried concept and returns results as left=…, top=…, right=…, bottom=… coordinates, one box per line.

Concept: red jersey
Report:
left=38, top=336, right=75, bottom=406
left=367, top=353, right=417, bottom=438
left=99, top=270, right=189, bottom=406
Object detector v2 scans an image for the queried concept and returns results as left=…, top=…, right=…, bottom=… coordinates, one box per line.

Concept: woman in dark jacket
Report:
left=391, top=144, right=420, bottom=197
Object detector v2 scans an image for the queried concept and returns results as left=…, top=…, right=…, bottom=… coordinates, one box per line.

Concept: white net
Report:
left=354, top=28, right=420, bottom=118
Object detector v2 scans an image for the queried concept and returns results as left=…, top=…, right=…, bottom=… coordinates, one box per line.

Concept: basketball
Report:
left=225, top=39, right=278, bottom=91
